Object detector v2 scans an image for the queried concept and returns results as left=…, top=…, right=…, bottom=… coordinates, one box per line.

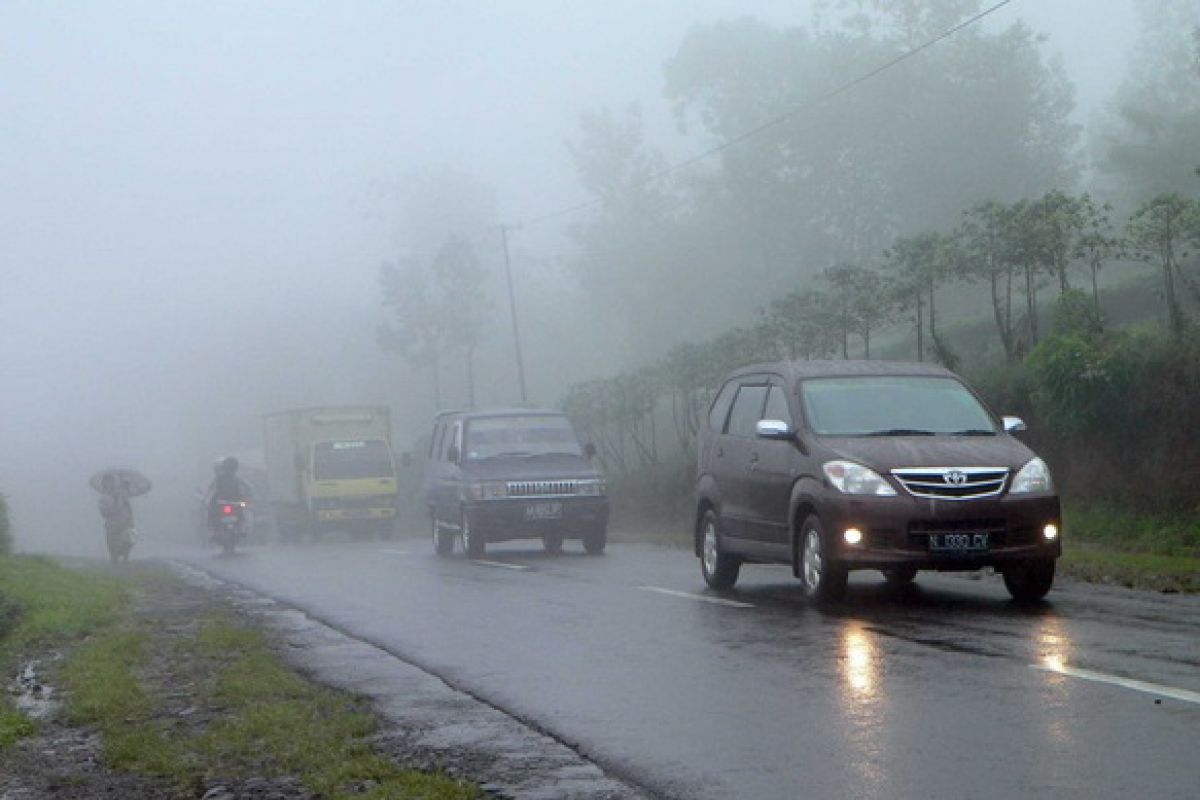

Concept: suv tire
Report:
left=583, top=527, right=607, bottom=555
left=461, top=510, right=485, bottom=559
left=798, top=514, right=847, bottom=602
left=1003, top=559, right=1055, bottom=603
left=699, top=510, right=741, bottom=590
left=432, top=510, right=454, bottom=556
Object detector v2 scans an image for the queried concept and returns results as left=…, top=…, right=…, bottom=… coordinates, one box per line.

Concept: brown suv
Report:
left=695, top=361, right=1061, bottom=603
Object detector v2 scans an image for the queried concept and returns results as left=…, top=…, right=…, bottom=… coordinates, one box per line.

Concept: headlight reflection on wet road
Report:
left=837, top=622, right=886, bottom=795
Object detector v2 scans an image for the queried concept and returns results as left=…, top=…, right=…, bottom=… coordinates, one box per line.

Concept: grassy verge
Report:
left=0, top=557, right=479, bottom=798
left=1061, top=503, right=1200, bottom=592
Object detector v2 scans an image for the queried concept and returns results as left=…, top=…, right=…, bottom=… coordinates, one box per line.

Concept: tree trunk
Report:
left=1164, top=244, right=1184, bottom=338
left=990, top=271, right=1015, bottom=363
left=928, top=280, right=938, bottom=342
left=915, top=292, right=925, bottom=362
left=1024, top=263, right=1039, bottom=346
left=431, top=355, right=442, bottom=410
left=1091, top=260, right=1101, bottom=313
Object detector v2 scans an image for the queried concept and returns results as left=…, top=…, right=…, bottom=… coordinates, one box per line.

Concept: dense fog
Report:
left=2, top=1, right=1174, bottom=553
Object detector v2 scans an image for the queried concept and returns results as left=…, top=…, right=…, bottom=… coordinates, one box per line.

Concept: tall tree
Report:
left=378, top=257, right=446, bottom=408
left=1125, top=194, right=1198, bottom=338
left=1096, top=0, right=1200, bottom=208
left=958, top=201, right=1020, bottom=362
left=430, top=236, right=491, bottom=408
left=1073, top=196, right=1124, bottom=313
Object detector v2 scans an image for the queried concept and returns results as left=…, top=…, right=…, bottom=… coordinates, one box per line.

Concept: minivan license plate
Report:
left=928, top=532, right=989, bottom=553
left=525, top=502, right=562, bottom=521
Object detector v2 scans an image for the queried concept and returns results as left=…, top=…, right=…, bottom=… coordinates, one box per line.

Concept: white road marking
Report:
left=1032, top=663, right=1200, bottom=705
left=378, top=548, right=409, bottom=556
left=637, top=586, right=754, bottom=608
left=470, top=559, right=529, bottom=571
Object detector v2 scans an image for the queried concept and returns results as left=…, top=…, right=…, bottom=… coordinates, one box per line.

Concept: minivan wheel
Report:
left=882, top=566, right=918, bottom=587
left=461, top=512, right=485, bottom=559
left=542, top=533, right=564, bottom=554
left=700, top=510, right=741, bottom=590
left=1003, top=559, right=1055, bottom=603
left=432, top=510, right=454, bottom=556
left=798, top=515, right=847, bottom=602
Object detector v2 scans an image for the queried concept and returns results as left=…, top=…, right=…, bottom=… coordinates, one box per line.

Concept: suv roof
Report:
left=726, top=359, right=956, bottom=383
left=434, top=407, right=565, bottom=420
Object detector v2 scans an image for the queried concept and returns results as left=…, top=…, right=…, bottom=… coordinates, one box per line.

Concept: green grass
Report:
left=192, top=616, right=478, bottom=799
left=0, top=555, right=131, bottom=751
left=0, top=558, right=479, bottom=796
left=1064, top=503, right=1200, bottom=557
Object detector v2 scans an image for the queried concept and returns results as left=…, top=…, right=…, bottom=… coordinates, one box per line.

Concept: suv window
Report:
left=727, top=384, right=768, bottom=438
left=464, top=415, right=582, bottom=460
left=708, top=381, right=738, bottom=431
left=763, top=385, right=792, bottom=425
left=441, top=422, right=462, bottom=461
left=429, top=423, right=444, bottom=458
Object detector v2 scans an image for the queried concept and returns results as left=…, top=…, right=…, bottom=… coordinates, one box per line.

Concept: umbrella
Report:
left=89, top=467, right=152, bottom=497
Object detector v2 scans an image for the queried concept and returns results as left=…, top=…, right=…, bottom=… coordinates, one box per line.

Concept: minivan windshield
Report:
left=465, top=415, right=583, bottom=460
left=313, top=439, right=395, bottom=480
left=800, top=376, right=997, bottom=436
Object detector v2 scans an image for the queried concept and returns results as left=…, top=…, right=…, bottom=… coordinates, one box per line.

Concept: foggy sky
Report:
left=1, top=1, right=1137, bottom=551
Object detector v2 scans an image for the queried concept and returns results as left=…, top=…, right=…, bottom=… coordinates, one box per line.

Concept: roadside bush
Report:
left=0, top=494, right=11, bottom=556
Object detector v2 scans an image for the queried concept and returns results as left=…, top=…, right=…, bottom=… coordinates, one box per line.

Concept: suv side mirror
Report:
left=446, top=444, right=460, bottom=463
left=1002, top=416, right=1027, bottom=433
left=756, top=419, right=794, bottom=440
left=584, top=442, right=597, bottom=460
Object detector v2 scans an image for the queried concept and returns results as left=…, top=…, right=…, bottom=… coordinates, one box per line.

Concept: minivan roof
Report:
left=727, top=359, right=956, bottom=383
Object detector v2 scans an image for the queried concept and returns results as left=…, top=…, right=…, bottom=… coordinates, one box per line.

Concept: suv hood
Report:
left=819, top=434, right=1037, bottom=472
left=460, top=455, right=602, bottom=482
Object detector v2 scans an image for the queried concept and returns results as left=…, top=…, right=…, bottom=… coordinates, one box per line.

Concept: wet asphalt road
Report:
left=177, top=537, right=1200, bottom=800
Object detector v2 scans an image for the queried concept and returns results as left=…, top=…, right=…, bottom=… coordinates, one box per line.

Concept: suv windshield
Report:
left=465, top=415, right=583, bottom=460
left=313, top=439, right=395, bottom=480
left=800, top=376, right=997, bottom=436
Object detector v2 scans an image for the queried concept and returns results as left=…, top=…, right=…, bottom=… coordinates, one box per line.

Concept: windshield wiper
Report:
left=862, top=428, right=937, bottom=436
left=481, top=450, right=535, bottom=458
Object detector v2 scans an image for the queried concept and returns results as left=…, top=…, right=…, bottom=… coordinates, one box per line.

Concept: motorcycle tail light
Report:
left=222, top=504, right=234, bottom=515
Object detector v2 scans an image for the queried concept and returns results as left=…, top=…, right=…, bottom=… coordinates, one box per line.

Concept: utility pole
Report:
left=500, top=224, right=529, bottom=404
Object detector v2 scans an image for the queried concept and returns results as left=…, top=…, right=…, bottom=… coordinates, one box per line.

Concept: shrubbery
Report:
left=0, top=494, right=11, bottom=556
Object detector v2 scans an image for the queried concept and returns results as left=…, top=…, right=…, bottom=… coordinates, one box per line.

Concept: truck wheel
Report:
left=461, top=512, right=485, bottom=559
left=1003, top=559, right=1055, bottom=603
left=699, top=510, right=739, bottom=589
left=432, top=511, right=454, bottom=557
left=798, top=515, right=847, bottom=602
left=542, top=534, right=564, bottom=554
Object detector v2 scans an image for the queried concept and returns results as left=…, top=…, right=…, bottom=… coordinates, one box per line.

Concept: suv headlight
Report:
left=576, top=479, right=607, bottom=497
left=823, top=461, right=897, bottom=496
left=1010, top=458, right=1052, bottom=494
left=465, top=481, right=508, bottom=501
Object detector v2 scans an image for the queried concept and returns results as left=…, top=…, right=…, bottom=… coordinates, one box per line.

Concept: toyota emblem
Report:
left=945, top=470, right=968, bottom=485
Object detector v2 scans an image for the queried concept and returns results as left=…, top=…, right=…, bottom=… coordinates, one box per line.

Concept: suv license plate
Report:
left=928, top=533, right=989, bottom=553
left=525, top=502, right=563, bottom=521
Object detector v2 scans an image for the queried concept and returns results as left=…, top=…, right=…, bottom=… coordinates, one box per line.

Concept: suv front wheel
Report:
left=699, top=509, right=741, bottom=590
left=798, top=514, right=847, bottom=602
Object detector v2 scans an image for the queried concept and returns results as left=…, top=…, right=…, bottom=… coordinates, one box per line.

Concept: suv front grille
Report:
left=506, top=480, right=580, bottom=498
left=891, top=467, right=1009, bottom=500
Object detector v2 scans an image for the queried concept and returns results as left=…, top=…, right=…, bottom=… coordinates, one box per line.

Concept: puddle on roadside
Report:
left=9, top=654, right=62, bottom=720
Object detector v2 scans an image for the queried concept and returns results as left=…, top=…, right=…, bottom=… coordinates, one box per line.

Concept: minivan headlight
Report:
left=1010, top=458, right=1053, bottom=494
left=465, top=481, right=508, bottom=501
left=823, top=461, right=897, bottom=496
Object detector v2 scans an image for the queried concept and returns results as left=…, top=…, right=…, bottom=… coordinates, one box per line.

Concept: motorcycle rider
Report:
left=207, top=456, right=253, bottom=531
left=98, top=474, right=135, bottom=563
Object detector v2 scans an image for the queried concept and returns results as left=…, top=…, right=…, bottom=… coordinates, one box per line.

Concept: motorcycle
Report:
left=212, top=500, right=248, bottom=556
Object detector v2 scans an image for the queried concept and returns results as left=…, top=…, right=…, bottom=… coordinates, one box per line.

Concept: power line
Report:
left=517, top=0, right=1015, bottom=229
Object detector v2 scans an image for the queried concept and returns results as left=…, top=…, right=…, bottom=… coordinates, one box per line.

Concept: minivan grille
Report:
left=891, top=468, right=1009, bottom=500
left=506, top=480, right=579, bottom=498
